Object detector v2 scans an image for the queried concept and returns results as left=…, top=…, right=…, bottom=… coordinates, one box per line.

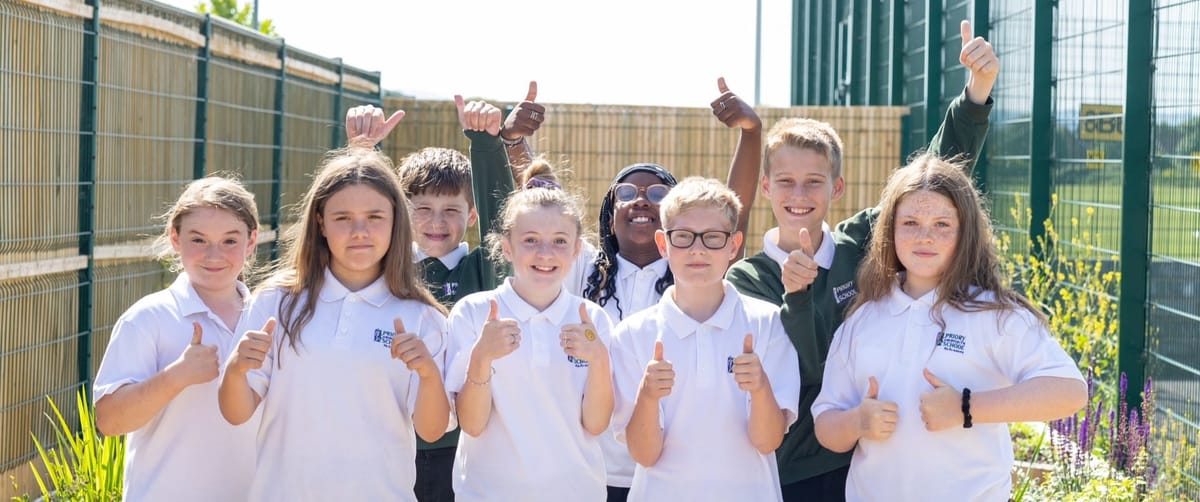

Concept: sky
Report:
left=159, top=0, right=795, bottom=107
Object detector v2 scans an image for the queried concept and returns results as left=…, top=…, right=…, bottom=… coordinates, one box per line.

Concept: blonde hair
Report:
left=763, top=118, right=844, bottom=178
left=849, top=153, right=1044, bottom=328
left=658, top=176, right=742, bottom=230
left=153, top=175, right=259, bottom=273
left=485, top=186, right=586, bottom=267
left=261, top=148, right=445, bottom=360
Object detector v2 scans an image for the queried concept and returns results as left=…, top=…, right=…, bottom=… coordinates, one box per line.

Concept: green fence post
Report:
left=972, top=0, right=990, bottom=192
left=890, top=0, right=906, bottom=163
left=809, top=0, right=822, bottom=104
left=923, top=0, right=943, bottom=141
left=1119, top=0, right=1153, bottom=410
left=792, top=0, right=806, bottom=105
left=822, top=0, right=835, bottom=104
left=331, top=57, right=344, bottom=149
left=866, top=0, right=883, bottom=105
left=850, top=0, right=869, bottom=105
left=270, top=40, right=287, bottom=260
left=1028, top=0, right=1053, bottom=249
left=193, top=14, right=211, bottom=179
left=76, top=0, right=100, bottom=398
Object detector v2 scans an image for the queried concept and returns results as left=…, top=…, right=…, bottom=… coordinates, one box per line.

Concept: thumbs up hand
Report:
left=782, top=227, right=819, bottom=293
left=345, top=104, right=405, bottom=148
left=501, top=81, right=546, bottom=142
left=959, top=20, right=1000, bottom=105
left=227, top=318, right=276, bottom=375
left=732, top=334, right=770, bottom=394
left=856, top=376, right=899, bottom=441
left=455, top=95, right=503, bottom=137
left=639, top=340, right=675, bottom=401
left=918, top=369, right=961, bottom=431
left=391, top=317, right=439, bottom=380
left=471, top=299, right=521, bottom=364
left=710, top=77, right=762, bottom=132
left=559, top=303, right=608, bottom=363
left=167, top=321, right=220, bottom=386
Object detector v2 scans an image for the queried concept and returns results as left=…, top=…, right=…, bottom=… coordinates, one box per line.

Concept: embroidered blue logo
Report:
left=373, top=328, right=395, bottom=347
left=727, top=356, right=736, bottom=373
left=567, top=355, right=589, bottom=368
left=935, top=331, right=966, bottom=354
left=833, top=281, right=858, bottom=304
left=443, top=282, right=459, bottom=297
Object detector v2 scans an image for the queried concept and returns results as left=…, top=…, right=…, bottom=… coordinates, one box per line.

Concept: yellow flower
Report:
left=1086, top=206, right=1096, bottom=217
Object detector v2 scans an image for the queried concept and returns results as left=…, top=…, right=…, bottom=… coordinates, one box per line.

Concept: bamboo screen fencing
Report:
left=0, top=0, right=380, bottom=495
left=383, top=98, right=910, bottom=256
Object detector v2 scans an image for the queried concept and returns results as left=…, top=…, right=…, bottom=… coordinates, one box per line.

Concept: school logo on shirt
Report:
left=727, top=356, right=736, bottom=373
left=833, top=280, right=858, bottom=304
left=567, top=355, right=590, bottom=368
left=935, top=331, right=966, bottom=354
left=442, top=282, right=459, bottom=297
left=373, top=328, right=395, bottom=347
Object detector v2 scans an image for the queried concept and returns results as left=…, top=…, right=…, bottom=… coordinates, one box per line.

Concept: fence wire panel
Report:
left=870, top=0, right=893, bottom=105
left=902, top=0, right=927, bottom=156
left=95, top=2, right=200, bottom=246
left=938, top=0, right=971, bottom=117
left=1148, top=0, right=1200, bottom=492
left=0, top=272, right=81, bottom=472
left=1050, top=4, right=1126, bottom=259
left=206, top=27, right=280, bottom=228
left=0, top=2, right=85, bottom=260
left=986, top=2, right=1034, bottom=256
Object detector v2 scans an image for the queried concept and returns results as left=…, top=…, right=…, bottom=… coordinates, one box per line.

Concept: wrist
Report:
left=500, top=134, right=526, bottom=146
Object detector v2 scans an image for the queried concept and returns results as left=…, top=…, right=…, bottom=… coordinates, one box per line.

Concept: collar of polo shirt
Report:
left=317, top=268, right=391, bottom=307
left=658, top=281, right=741, bottom=339
left=614, top=254, right=669, bottom=281
left=495, top=277, right=573, bottom=324
left=762, top=223, right=837, bottom=270
left=169, top=272, right=249, bottom=317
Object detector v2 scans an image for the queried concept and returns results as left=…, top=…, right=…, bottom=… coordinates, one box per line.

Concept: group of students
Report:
left=91, top=21, right=1088, bottom=502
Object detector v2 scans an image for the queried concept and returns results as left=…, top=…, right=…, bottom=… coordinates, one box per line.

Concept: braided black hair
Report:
left=583, top=163, right=679, bottom=320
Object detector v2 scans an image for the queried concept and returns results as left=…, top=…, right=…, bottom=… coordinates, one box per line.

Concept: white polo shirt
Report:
left=244, top=269, right=448, bottom=502
left=595, top=254, right=670, bottom=487
left=811, top=284, right=1084, bottom=502
left=610, top=281, right=801, bottom=502
left=445, top=278, right=614, bottom=502
left=93, top=273, right=258, bottom=502
left=562, top=239, right=599, bottom=298
left=761, top=224, right=836, bottom=270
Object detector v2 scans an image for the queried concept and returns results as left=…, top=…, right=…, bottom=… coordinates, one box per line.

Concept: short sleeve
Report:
left=444, top=297, right=483, bottom=394
left=609, top=319, right=651, bottom=444
left=93, top=309, right=163, bottom=403
left=994, top=311, right=1085, bottom=384
left=810, top=325, right=861, bottom=420
left=760, top=312, right=802, bottom=428
left=244, top=290, right=281, bottom=399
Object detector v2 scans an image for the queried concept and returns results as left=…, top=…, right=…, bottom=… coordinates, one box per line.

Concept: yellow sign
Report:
left=1086, top=148, right=1106, bottom=169
left=1079, top=104, right=1123, bottom=141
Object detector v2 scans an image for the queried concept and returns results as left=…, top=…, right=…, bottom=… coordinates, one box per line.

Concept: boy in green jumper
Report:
left=345, top=91, right=541, bottom=502
left=725, top=20, right=999, bottom=501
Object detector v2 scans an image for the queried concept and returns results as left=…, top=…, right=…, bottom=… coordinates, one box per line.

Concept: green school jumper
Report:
left=726, top=89, right=993, bottom=485
left=417, top=130, right=513, bottom=451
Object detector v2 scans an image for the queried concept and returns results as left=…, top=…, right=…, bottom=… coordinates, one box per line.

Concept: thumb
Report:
left=454, top=94, right=466, bottom=120
left=866, top=376, right=879, bottom=399
left=191, top=322, right=203, bottom=345
left=524, top=80, right=538, bottom=102
left=578, top=303, right=592, bottom=325
left=384, top=110, right=405, bottom=129
left=924, top=368, right=947, bottom=388
left=488, top=299, right=499, bottom=321
left=960, top=20, right=973, bottom=47
left=742, top=333, right=753, bottom=354
left=261, top=317, right=277, bottom=336
left=799, top=227, right=815, bottom=258
left=717, top=76, right=730, bottom=94
left=393, top=316, right=407, bottom=336
left=653, top=340, right=664, bottom=362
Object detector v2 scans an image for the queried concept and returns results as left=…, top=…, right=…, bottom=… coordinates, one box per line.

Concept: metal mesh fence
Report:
left=0, top=0, right=380, bottom=493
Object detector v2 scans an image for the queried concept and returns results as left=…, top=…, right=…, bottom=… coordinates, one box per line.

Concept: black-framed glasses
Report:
left=665, top=229, right=733, bottom=250
left=613, top=183, right=671, bottom=204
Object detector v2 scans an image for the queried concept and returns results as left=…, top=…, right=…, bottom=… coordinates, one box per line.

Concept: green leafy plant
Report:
left=11, top=390, right=124, bottom=501
left=196, top=0, right=278, bottom=36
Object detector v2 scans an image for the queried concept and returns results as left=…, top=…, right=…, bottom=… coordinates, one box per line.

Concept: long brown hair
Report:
left=848, top=153, right=1044, bottom=328
left=260, top=148, right=445, bottom=360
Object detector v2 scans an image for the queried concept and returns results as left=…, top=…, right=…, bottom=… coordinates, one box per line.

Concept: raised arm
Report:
left=711, top=77, right=763, bottom=259
left=499, top=81, right=546, bottom=174
left=344, top=104, right=404, bottom=149
left=928, top=20, right=999, bottom=171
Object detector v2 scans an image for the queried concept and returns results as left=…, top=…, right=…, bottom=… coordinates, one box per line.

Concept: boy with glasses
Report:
left=610, top=177, right=800, bottom=501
